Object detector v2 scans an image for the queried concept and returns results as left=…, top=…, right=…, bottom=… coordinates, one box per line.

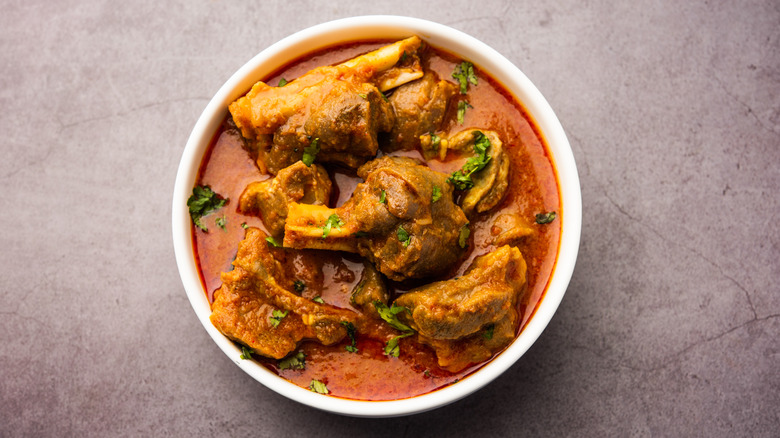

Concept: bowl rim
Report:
left=172, top=15, right=581, bottom=417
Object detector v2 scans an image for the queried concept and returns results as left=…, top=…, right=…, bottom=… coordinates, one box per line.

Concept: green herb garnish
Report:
left=265, top=236, right=281, bottom=247
left=322, top=214, right=344, bottom=238
left=278, top=351, right=305, bottom=370
left=278, top=77, right=288, bottom=87
left=535, top=211, right=557, bottom=224
left=312, top=296, right=325, bottom=304
left=240, top=346, right=254, bottom=360
left=379, top=190, right=387, bottom=204
left=457, top=100, right=472, bottom=124
left=430, top=132, right=441, bottom=147
left=458, top=223, right=470, bottom=249
left=483, top=324, right=495, bottom=340
left=309, top=379, right=329, bottom=394
left=374, top=301, right=413, bottom=332
left=341, top=321, right=359, bottom=353
left=215, top=216, right=226, bottom=231
left=187, top=185, right=227, bottom=232
left=269, top=309, right=288, bottom=328
left=293, top=280, right=305, bottom=293
left=384, top=332, right=414, bottom=357
left=397, top=225, right=411, bottom=247
left=452, top=61, right=477, bottom=94
left=432, top=186, right=442, bottom=203
left=241, top=222, right=249, bottom=229
left=301, top=138, right=320, bottom=166
left=358, top=93, right=368, bottom=99
left=447, top=131, right=491, bottom=190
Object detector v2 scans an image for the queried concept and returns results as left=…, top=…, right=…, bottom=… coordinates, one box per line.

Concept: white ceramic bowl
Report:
left=172, top=15, right=581, bottom=417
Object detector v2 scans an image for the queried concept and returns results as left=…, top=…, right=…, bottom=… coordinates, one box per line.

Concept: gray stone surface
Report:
left=1, top=0, right=778, bottom=436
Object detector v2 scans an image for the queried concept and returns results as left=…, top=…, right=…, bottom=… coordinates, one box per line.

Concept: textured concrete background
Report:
left=1, top=0, right=778, bottom=436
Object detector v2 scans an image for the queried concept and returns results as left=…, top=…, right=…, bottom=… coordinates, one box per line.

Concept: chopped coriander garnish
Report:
left=215, top=216, right=226, bottom=231
left=358, top=93, right=368, bottom=99
left=278, top=351, right=305, bottom=370
left=241, top=222, right=249, bottom=229
left=309, top=379, right=329, bottom=394
left=400, top=51, right=409, bottom=63
left=322, top=214, right=344, bottom=238
left=456, top=100, right=472, bottom=124
left=535, top=211, right=557, bottom=224
left=483, top=324, right=495, bottom=340
left=265, top=236, right=281, bottom=247
left=312, top=296, right=325, bottom=304
left=240, top=346, right=254, bottom=360
left=430, top=132, right=441, bottom=147
left=374, top=301, right=413, bottom=332
left=269, top=309, right=288, bottom=328
left=423, top=369, right=431, bottom=377
left=397, top=225, right=411, bottom=247
left=452, top=61, right=477, bottom=94
left=431, top=186, right=442, bottom=203
left=278, top=77, right=288, bottom=87
left=447, top=131, right=492, bottom=190
left=301, top=138, right=320, bottom=166
left=187, top=185, right=227, bottom=232
left=379, top=189, right=387, bottom=204
left=341, top=321, right=359, bottom=353
left=384, top=332, right=414, bottom=357
left=458, top=223, right=470, bottom=248
left=293, top=280, right=305, bottom=293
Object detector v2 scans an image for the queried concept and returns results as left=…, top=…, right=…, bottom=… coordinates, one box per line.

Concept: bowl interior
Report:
left=172, top=15, right=581, bottom=417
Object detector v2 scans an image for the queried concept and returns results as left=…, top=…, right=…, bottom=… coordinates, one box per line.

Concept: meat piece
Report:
left=237, top=161, right=332, bottom=236
left=385, top=71, right=457, bottom=152
left=210, top=228, right=357, bottom=359
left=422, top=130, right=510, bottom=217
left=394, top=245, right=527, bottom=370
left=490, top=213, right=534, bottom=246
left=350, top=262, right=389, bottom=319
left=229, top=37, right=424, bottom=174
left=283, top=156, right=469, bottom=281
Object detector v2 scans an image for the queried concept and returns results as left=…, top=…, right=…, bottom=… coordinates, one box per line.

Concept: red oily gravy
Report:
left=192, top=40, right=560, bottom=401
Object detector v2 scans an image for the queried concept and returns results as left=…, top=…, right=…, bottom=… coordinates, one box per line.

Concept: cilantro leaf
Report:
left=187, top=185, right=227, bottom=232
left=265, top=236, right=282, bottom=247
left=301, top=138, right=320, bottom=166
left=278, top=351, right=306, bottom=370
left=269, top=309, right=288, bottom=328
left=216, top=216, right=226, bottom=231
left=397, top=225, right=411, bottom=247
left=452, top=61, right=477, bottom=94
left=341, top=321, right=359, bottom=353
left=457, top=100, right=472, bottom=124
left=384, top=332, right=414, bottom=357
left=447, top=131, right=492, bottom=190
left=293, top=280, right=305, bottom=293
left=535, top=211, right=557, bottom=224
left=430, top=132, right=441, bottom=147
left=358, top=93, right=368, bottom=99
left=312, top=296, right=325, bottom=304
left=483, top=324, right=495, bottom=340
left=379, top=189, right=387, bottom=204
left=278, top=78, right=288, bottom=87
left=458, top=223, right=470, bottom=249
left=374, top=301, right=413, bottom=332
left=240, top=346, right=254, bottom=360
left=309, top=379, right=329, bottom=394
left=322, top=214, right=344, bottom=238
left=432, top=186, right=442, bottom=203
left=241, top=222, right=249, bottom=229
